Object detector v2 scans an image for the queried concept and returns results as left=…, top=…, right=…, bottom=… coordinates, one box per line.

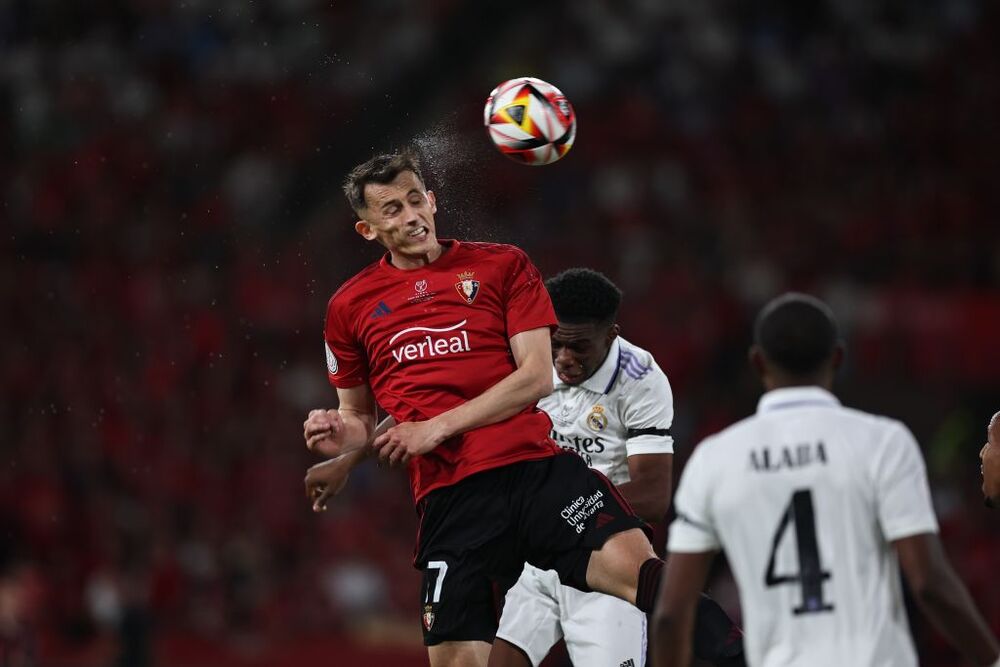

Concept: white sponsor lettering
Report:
left=389, top=321, right=472, bottom=363
left=559, top=490, right=605, bottom=533
left=388, top=320, right=467, bottom=345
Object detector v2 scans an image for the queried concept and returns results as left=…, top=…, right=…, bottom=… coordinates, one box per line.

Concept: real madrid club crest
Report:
left=455, top=270, right=480, bottom=304
left=586, top=405, right=608, bottom=432
left=422, top=604, right=435, bottom=631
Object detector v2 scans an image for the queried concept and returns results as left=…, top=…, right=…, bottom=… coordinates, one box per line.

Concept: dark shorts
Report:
left=413, top=452, right=651, bottom=645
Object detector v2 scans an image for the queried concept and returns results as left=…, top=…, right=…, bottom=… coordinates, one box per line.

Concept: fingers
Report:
left=305, top=431, right=333, bottom=452
left=374, top=441, right=410, bottom=467
left=312, top=485, right=333, bottom=512
left=304, top=413, right=339, bottom=437
left=388, top=445, right=406, bottom=467
left=304, top=467, right=324, bottom=499
left=304, top=410, right=343, bottom=453
left=372, top=432, right=402, bottom=465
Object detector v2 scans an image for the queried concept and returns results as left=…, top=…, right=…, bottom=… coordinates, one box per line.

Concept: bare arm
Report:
left=373, top=327, right=554, bottom=464
left=303, top=384, right=378, bottom=458
left=650, top=550, right=716, bottom=667
left=305, top=416, right=397, bottom=511
left=617, top=453, right=673, bottom=524
left=437, top=327, right=553, bottom=436
left=895, top=532, right=1000, bottom=666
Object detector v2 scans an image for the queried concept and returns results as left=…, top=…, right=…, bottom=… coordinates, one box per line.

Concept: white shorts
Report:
left=496, top=563, right=646, bottom=667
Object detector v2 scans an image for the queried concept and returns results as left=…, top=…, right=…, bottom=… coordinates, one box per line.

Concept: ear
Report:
left=606, top=323, right=620, bottom=346
left=355, top=218, right=377, bottom=241
left=427, top=189, right=437, bottom=214
left=830, top=343, right=845, bottom=373
left=749, top=345, right=767, bottom=380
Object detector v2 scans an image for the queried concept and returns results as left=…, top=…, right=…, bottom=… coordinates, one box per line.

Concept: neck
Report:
left=764, top=374, right=833, bottom=392
left=389, top=243, right=444, bottom=270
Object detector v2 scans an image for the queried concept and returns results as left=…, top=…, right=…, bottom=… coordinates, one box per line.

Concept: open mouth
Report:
left=407, top=227, right=429, bottom=240
left=557, top=369, right=582, bottom=384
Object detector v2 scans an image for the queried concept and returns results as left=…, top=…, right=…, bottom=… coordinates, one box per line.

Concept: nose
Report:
left=554, top=346, right=574, bottom=369
left=401, top=204, right=418, bottom=224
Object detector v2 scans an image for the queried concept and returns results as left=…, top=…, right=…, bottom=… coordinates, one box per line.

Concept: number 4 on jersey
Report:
left=764, top=489, right=834, bottom=614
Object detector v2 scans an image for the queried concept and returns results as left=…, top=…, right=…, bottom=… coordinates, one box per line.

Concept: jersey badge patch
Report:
left=325, top=342, right=338, bottom=375
left=408, top=279, right=437, bottom=304
left=586, top=405, right=608, bottom=431
left=422, top=604, right=435, bottom=631
left=455, top=271, right=480, bottom=304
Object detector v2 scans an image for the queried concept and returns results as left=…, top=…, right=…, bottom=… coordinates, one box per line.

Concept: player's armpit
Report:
left=895, top=532, right=1000, bottom=666
left=650, top=550, right=716, bottom=667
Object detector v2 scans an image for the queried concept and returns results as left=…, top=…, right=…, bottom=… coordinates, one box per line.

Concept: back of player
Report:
left=677, top=392, right=933, bottom=665
left=658, top=293, right=999, bottom=667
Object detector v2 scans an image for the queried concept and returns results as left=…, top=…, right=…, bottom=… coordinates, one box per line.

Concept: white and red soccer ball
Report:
left=484, top=77, right=576, bottom=166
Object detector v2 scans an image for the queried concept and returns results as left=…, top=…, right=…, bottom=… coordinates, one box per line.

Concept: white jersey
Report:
left=668, top=386, right=939, bottom=667
left=497, top=336, right=674, bottom=666
left=539, top=336, right=675, bottom=484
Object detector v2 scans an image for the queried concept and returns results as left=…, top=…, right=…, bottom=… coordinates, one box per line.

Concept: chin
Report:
left=406, top=234, right=436, bottom=253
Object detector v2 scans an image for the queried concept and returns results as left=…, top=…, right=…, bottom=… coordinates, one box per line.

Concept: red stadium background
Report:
left=2, top=1, right=998, bottom=665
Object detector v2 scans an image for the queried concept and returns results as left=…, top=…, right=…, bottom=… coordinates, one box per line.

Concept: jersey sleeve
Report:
left=623, top=364, right=675, bottom=457
left=502, top=247, right=557, bottom=338
left=324, top=294, right=369, bottom=388
left=667, top=440, right=722, bottom=552
left=873, top=422, right=939, bottom=541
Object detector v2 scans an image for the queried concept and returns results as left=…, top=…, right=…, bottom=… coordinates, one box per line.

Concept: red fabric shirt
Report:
left=324, top=240, right=560, bottom=502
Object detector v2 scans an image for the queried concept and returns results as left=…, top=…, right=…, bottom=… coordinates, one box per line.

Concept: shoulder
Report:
left=831, top=405, right=912, bottom=444
left=326, top=260, right=383, bottom=317
left=618, top=338, right=657, bottom=375
left=460, top=241, right=533, bottom=265
left=616, top=338, right=667, bottom=387
left=697, top=413, right=760, bottom=453
left=461, top=240, right=526, bottom=255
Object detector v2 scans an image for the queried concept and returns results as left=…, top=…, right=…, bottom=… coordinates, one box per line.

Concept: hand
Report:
left=303, top=409, right=345, bottom=458
left=304, top=457, right=352, bottom=512
left=371, top=420, right=449, bottom=466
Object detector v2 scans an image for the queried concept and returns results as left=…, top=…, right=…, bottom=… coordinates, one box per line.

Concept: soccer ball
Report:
left=484, top=77, right=576, bottom=166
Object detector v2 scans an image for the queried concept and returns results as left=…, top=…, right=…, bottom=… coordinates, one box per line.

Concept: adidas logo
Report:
left=620, top=659, right=635, bottom=667
left=370, top=301, right=392, bottom=319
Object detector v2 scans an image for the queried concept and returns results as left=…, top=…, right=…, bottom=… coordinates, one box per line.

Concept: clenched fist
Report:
left=303, top=409, right=345, bottom=458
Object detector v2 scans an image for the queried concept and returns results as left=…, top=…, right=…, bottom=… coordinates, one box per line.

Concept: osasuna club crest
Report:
left=455, top=270, right=480, bottom=304
left=422, top=604, right=435, bottom=631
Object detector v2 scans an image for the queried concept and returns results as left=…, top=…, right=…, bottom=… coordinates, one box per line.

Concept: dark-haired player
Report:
left=492, top=267, right=743, bottom=667
left=652, top=293, right=1000, bottom=667
left=981, top=411, right=1000, bottom=508
left=304, top=153, right=666, bottom=667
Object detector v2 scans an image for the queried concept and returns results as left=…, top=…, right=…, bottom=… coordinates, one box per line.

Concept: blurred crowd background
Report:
left=3, top=1, right=998, bottom=665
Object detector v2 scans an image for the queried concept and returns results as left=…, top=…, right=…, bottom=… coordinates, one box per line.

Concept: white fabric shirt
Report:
left=538, top=336, right=674, bottom=486
left=668, top=386, right=939, bottom=667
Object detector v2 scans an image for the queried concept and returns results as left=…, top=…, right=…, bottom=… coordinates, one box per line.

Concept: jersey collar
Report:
left=378, top=239, right=459, bottom=273
left=553, top=337, right=622, bottom=395
left=756, top=386, right=841, bottom=414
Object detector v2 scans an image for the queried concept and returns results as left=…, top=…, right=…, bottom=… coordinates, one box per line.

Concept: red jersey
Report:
left=324, top=240, right=560, bottom=502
